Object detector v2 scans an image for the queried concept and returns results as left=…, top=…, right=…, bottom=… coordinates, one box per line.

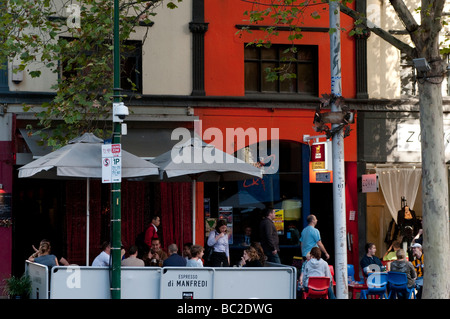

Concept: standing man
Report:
left=144, top=215, right=161, bottom=250
left=300, top=214, right=330, bottom=260
left=259, top=208, right=281, bottom=264
left=411, top=243, right=424, bottom=299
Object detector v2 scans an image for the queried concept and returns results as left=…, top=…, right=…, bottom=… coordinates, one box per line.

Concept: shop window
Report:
left=244, top=44, right=318, bottom=95
left=59, top=38, right=142, bottom=93
left=204, top=140, right=305, bottom=265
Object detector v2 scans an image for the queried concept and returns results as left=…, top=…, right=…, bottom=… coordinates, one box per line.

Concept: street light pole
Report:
left=111, top=0, right=122, bottom=300
left=329, top=0, right=348, bottom=299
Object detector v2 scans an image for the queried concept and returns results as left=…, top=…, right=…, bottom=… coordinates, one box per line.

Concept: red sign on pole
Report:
left=311, top=143, right=326, bottom=170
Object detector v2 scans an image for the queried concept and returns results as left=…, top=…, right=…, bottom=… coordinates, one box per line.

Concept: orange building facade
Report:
left=191, top=1, right=360, bottom=267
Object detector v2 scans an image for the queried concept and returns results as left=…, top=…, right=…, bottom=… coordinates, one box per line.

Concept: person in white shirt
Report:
left=92, top=241, right=111, bottom=267
left=207, top=219, right=230, bottom=266
left=186, top=245, right=204, bottom=267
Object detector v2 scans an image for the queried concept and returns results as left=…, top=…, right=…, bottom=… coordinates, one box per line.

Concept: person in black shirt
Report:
left=360, top=243, right=384, bottom=278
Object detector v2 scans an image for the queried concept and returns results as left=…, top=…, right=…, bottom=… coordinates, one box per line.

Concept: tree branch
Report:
left=389, top=0, right=419, bottom=33
left=339, top=3, right=417, bottom=59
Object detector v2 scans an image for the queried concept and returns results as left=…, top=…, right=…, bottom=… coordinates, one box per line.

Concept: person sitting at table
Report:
left=360, top=242, right=384, bottom=278
left=238, top=246, right=263, bottom=267
left=163, top=243, right=186, bottom=267
left=390, top=249, right=416, bottom=298
left=301, top=247, right=335, bottom=299
left=186, top=245, right=204, bottom=267
left=383, top=240, right=401, bottom=271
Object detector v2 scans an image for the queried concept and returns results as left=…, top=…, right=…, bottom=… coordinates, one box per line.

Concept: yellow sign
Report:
left=274, top=209, right=284, bottom=235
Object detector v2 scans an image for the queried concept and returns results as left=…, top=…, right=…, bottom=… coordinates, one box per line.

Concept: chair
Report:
left=360, top=272, right=388, bottom=299
left=387, top=271, right=416, bottom=299
left=303, top=276, right=331, bottom=299
left=347, top=264, right=364, bottom=284
left=329, top=265, right=336, bottom=287
left=348, top=264, right=367, bottom=299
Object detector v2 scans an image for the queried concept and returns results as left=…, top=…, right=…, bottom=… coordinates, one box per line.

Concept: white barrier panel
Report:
left=26, top=261, right=49, bottom=299
left=160, top=267, right=215, bottom=299
left=121, top=267, right=161, bottom=299
left=50, top=266, right=110, bottom=299
left=46, top=265, right=296, bottom=299
left=213, top=267, right=296, bottom=299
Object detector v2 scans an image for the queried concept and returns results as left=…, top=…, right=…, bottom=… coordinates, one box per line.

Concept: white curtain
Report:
left=375, top=168, right=422, bottom=223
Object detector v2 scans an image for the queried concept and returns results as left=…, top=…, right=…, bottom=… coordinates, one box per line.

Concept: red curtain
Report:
left=121, top=180, right=147, bottom=249
left=65, top=180, right=192, bottom=264
left=159, top=182, right=192, bottom=250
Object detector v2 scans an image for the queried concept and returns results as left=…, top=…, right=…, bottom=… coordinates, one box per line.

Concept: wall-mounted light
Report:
left=412, top=58, right=431, bottom=73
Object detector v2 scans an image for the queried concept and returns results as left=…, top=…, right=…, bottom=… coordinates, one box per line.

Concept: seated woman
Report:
left=186, top=245, right=204, bottom=267
left=301, top=247, right=335, bottom=299
left=28, top=240, right=59, bottom=271
left=239, top=246, right=263, bottom=267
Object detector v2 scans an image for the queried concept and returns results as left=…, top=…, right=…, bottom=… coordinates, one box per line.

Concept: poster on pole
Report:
left=102, top=144, right=122, bottom=183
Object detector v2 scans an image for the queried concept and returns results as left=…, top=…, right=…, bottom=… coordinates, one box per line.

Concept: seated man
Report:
left=163, top=243, right=187, bottom=267
left=150, top=238, right=168, bottom=266
left=360, top=243, right=383, bottom=278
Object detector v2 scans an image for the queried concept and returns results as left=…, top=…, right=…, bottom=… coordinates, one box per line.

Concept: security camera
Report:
left=113, top=102, right=129, bottom=122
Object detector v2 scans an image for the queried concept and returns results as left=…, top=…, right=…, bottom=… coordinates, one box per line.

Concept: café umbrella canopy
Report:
left=18, top=132, right=159, bottom=265
left=150, top=136, right=263, bottom=243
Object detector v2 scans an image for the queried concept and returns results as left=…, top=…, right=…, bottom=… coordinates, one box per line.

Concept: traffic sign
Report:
left=102, top=144, right=122, bottom=183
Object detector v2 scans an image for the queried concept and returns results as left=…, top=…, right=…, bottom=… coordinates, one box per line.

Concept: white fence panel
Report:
left=26, top=261, right=49, bottom=299
left=121, top=267, right=161, bottom=299
left=50, top=266, right=110, bottom=299
left=213, top=267, right=296, bottom=299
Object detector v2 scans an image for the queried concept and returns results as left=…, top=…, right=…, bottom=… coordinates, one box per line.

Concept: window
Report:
left=60, top=38, right=142, bottom=93
left=245, top=44, right=318, bottom=95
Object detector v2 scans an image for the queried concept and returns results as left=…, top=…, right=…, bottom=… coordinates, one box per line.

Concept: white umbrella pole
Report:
left=192, top=180, right=196, bottom=245
left=86, top=178, right=90, bottom=266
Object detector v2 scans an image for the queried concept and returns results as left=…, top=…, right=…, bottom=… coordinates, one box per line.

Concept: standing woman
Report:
left=207, top=219, right=230, bottom=267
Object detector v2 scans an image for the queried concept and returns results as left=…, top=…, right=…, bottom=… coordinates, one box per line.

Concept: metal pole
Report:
left=111, top=0, right=122, bottom=299
left=86, top=178, right=90, bottom=266
left=329, top=0, right=348, bottom=299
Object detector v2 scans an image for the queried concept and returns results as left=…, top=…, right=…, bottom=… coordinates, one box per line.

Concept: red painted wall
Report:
left=204, top=1, right=356, bottom=98
left=195, top=108, right=357, bottom=161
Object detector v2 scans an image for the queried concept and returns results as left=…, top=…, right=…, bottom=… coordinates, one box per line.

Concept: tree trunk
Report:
left=418, top=77, right=450, bottom=299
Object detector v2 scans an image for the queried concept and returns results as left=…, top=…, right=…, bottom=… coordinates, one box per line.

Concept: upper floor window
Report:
left=245, top=44, right=318, bottom=95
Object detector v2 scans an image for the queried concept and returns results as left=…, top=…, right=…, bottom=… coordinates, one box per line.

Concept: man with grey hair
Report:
left=162, top=243, right=187, bottom=267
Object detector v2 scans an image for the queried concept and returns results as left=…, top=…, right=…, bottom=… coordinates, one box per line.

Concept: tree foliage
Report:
left=0, top=0, right=182, bottom=148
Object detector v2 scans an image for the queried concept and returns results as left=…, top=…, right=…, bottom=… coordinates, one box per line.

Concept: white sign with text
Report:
left=102, top=144, right=122, bottom=183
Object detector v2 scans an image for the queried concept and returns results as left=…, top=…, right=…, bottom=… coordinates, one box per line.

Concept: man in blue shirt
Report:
left=163, top=243, right=187, bottom=267
left=300, top=214, right=330, bottom=260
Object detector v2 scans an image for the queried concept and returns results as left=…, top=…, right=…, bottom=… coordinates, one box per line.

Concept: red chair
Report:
left=329, top=265, right=336, bottom=287
left=303, top=276, right=331, bottom=299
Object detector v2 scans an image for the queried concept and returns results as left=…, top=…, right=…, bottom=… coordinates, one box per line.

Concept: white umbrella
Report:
left=18, top=132, right=159, bottom=265
left=150, top=136, right=263, bottom=244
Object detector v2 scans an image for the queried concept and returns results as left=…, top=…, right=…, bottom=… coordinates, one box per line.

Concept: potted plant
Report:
left=3, top=274, right=32, bottom=299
